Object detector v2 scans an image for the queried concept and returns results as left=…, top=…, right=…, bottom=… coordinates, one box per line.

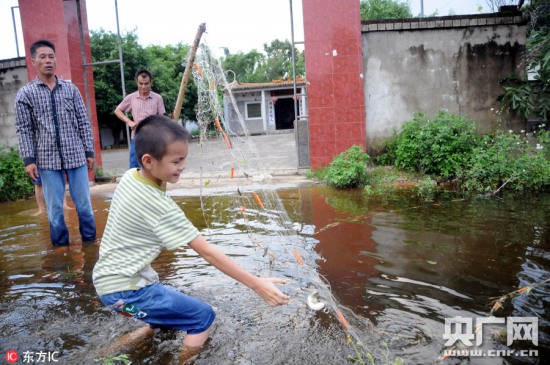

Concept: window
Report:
left=245, top=102, right=262, bottom=119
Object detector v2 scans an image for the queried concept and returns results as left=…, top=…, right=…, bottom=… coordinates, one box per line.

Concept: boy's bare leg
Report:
left=178, top=329, right=209, bottom=365
left=63, top=194, right=72, bottom=210
left=104, top=325, right=155, bottom=355
left=33, top=185, right=71, bottom=214
left=34, top=185, right=46, bottom=215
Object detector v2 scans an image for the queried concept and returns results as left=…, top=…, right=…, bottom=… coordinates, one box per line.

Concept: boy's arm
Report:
left=188, top=235, right=290, bottom=307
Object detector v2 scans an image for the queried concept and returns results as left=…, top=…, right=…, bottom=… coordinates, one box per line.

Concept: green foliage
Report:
left=95, top=353, right=131, bottom=365
left=144, top=43, right=198, bottom=121
left=374, top=133, right=398, bottom=165
left=220, top=48, right=265, bottom=83
left=0, top=147, right=34, bottom=202
left=325, top=145, right=370, bottom=188
left=220, top=39, right=305, bottom=83
left=462, top=127, right=550, bottom=193
left=191, top=128, right=200, bottom=138
left=417, top=176, right=437, bottom=200
left=90, top=29, right=147, bottom=145
left=394, top=112, right=478, bottom=179
left=90, top=29, right=198, bottom=146
left=497, top=1, right=550, bottom=121
left=360, top=0, right=412, bottom=20
left=364, top=167, right=401, bottom=195
left=498, top=78, right=535, bottom=119
left=363, top=166, right=423, bottom=195
left=374, top=112, right=550, bottom=194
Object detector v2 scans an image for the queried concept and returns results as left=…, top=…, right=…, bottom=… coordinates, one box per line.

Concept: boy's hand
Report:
left=253, top=277, right=290, bottom=307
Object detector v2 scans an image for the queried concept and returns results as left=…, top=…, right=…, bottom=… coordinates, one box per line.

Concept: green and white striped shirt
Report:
left=93, top=169, right=199, bottom=296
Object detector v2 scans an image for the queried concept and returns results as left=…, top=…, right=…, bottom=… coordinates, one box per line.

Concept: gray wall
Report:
left=362, top=14, right=527, bottom=154
left=224, top=91, right=268, bottom=135
left=0, top=58, right=26, bottom=148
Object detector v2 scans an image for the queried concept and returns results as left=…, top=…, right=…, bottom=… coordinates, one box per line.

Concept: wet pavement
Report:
left=99, top=132, right=303, bottom=176
left=94, top=131, right=312, bottom=194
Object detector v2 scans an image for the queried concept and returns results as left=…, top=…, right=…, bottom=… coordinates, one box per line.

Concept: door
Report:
left=274, top=98, right=295, bottom=130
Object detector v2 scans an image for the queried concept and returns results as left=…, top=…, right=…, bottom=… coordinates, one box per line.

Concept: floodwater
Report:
left=0, top=185, right=548, bottom=365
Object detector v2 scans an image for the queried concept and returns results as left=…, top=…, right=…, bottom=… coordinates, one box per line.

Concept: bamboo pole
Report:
left=172, top=23, right=207, bottom=121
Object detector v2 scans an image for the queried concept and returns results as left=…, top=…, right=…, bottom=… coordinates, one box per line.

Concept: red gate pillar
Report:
left=302, top=0, right=366, bottom=169
left=18, top=0, right=102, bottom=178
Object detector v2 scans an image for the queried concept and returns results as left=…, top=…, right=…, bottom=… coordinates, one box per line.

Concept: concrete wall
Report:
left=0, top=59, right=26, bottom=148
left=225, top=91, right=267, bottom=135
left=362, top=13, right=527, bottom=155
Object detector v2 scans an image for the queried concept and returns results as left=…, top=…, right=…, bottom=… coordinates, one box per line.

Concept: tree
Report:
left=90, top=29, right=147, bottom=145
left=144, top=43, right=198, bottom=122
left=360, top=0, right=412, bottom=20
left=91, top=29, right=199, bottom=146
left=220, top=39, right=305, bottom=83
left=220, top=48, right=265, bottom=83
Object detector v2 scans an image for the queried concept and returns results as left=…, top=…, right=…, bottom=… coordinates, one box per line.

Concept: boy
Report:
left=93, top=115, right=289, bottom=362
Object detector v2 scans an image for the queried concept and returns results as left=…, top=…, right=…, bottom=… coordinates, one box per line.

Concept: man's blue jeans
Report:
left=129, top=138, right=139, bottom=169
left=39, top=165, right=96, bottom=246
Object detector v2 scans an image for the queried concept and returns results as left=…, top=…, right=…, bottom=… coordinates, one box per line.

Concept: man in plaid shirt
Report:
left=15, top=39, right=96, bottom=246
left=114, top=69, right=165, bottom=169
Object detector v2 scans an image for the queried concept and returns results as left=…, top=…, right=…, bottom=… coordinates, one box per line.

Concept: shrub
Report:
left=462, top=127, right=550, bottom=193
left=325, top=145, right=370, bottom=188
left=394, top=112, right=478, bottom=179
left=374, top=132, right=398, bottom=166
left=0, top=147, right=34, bottom=202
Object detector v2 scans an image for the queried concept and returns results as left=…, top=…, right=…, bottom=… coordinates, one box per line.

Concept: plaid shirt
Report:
left=117, top=91, right=165, bottom=138
left=15, top=76, right=95, bottom=170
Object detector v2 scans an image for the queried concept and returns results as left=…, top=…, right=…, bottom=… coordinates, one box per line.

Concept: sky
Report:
left=0, top=0, right=488, bottom=60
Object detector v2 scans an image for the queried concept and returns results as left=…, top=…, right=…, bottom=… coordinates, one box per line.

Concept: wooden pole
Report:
left=172, top=23, right=206, bottom=121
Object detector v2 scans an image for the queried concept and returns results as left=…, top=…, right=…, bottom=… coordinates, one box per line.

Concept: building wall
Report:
left=302, top=0, right=366, bottom=169
left=227, top=91, right=267, bottom=135
left=362, top=13, right=527, bottom=155
left=224, top=87, right=306, bottom=135
left=0, top=59, right=26, bottom=148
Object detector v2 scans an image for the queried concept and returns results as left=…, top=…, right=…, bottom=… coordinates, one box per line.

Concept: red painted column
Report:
left=302, top=0, right=366, bottom=169
left=18, top=0, right=102, bottom=177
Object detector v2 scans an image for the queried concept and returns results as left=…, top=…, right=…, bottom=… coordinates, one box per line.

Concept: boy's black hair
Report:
left=135, top=115, right=190, bottom=166
left=135, top=69, right=153, bottom=80
left=30, top=39, right=56, bottom=58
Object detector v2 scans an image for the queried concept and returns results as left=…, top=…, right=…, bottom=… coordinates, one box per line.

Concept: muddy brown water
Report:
left=0, top=186, right=548, bottom=364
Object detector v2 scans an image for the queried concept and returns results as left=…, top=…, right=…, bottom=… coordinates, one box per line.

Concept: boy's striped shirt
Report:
left=93, top=169, right=198, bottom=296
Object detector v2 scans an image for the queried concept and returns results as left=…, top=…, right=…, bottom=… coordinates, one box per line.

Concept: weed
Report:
left=325, top=145, right=370, bottom=188
left=0, top=147, right=34, bottom=202
left=94, top=353, right=132, bottom=365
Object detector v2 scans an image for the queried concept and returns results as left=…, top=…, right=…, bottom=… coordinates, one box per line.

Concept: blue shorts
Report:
left=99, top=282, right=216, bottom=334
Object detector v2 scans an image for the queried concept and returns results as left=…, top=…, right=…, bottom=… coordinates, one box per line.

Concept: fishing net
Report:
left=187, top=41, right=401, bottom=364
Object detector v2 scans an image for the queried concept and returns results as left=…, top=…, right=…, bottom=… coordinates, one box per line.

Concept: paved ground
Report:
left=93, top=131, right=313, bottom=194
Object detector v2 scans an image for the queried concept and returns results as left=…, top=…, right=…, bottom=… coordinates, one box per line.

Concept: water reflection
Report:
left=0, top=188, right=548, bottom=364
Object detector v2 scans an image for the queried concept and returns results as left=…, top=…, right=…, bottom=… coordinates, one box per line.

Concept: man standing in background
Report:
left=15, top=39, right=96, bottom=246
left=114, top=69, right=165, bottom=169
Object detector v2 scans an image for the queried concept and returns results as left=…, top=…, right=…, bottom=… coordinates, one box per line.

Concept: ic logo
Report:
left=5, top=350, right=18, bottom=363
